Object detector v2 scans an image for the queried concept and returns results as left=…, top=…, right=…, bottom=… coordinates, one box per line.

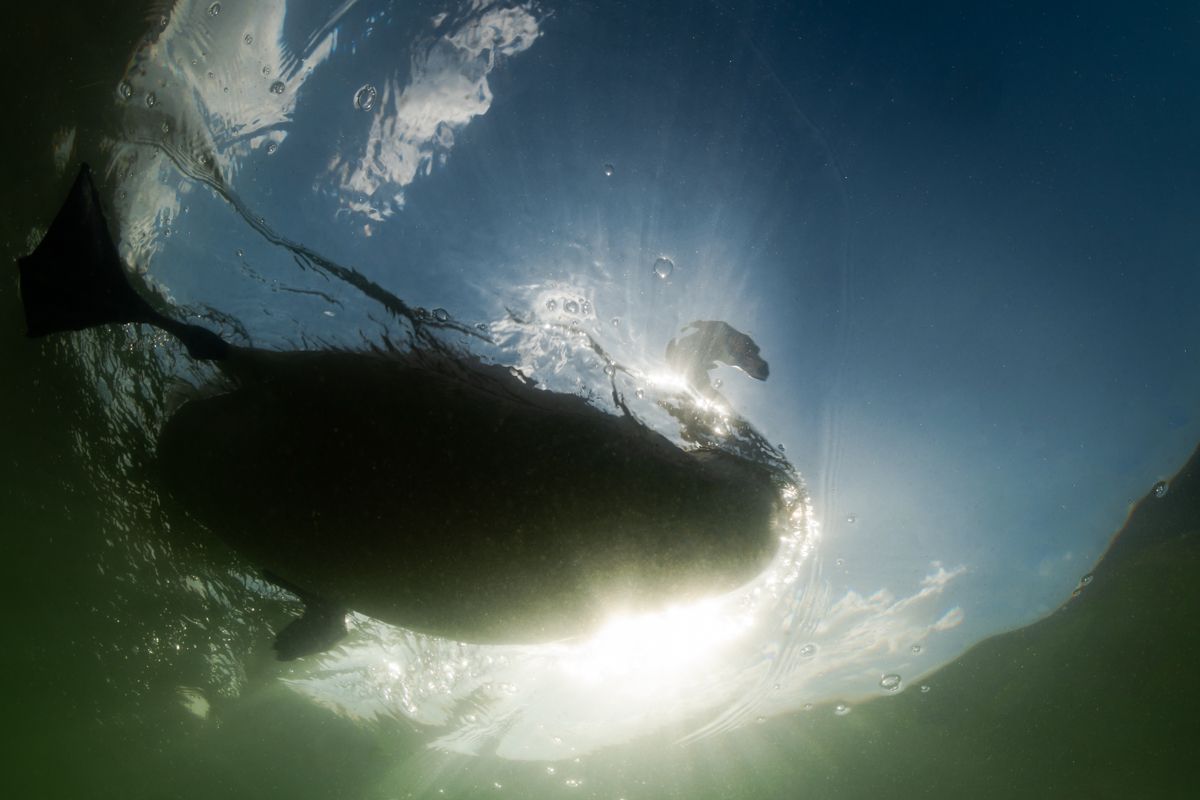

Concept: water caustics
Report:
left=56, top=0, right=1199, bottom=762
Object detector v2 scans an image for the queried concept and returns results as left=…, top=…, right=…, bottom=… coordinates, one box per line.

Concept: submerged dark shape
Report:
left=18, top=165, right=783, bottom=659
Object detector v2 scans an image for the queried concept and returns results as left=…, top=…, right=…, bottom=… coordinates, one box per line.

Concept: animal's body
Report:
left=18, top=165, right=782, bottom=657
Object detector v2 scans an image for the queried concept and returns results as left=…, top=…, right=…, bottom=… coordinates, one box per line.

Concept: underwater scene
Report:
left=2, top=1, right=1198, bottom=797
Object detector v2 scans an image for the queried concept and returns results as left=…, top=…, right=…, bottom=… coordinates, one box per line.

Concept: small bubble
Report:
left=1153, top=480, right=1169, bottom=498
left=835, top=558, right=845, bottom=567
left=207, top=71, right=216, bottom=80
left=920, top=684, right=931, bottom=693
left=652, top=256, right=674, bottom=280
left=432, top=308, right=450, bottom=322
left=117, top=81, right=133, bottom=100
left=563, top=779, right=582, bottom=788
left=235, top=249, right=244, bottom=258
left=266, top=142, right=278, bottom=155
left=243, top=33, right=254, bottom=45
left=354, top=84, right=378, bottom=111
left=269, top=81, right=285, bottom=94
left=845, top=513, right=857, bottom=524
left=580, top=299, right=592, bottom=315
left=802, top=703, right=814, bottom=711
left=564, top=299, right=580, bottom=315
left=545, top=767, right=556, bottom=775
left=145, top=92, right=157, bottom=108
left=160, top=121, right=170, bottom=134
left=545, top=299, right=557, bottom=312
left=602, top=163, right=614, bottom=177
left=755, top=716, right=766, bottom=724
left=834, top=703, right=851, bottom=716
left=880, top=674, right=902, bottom=692
left=799, top=643, right=817, bottom=658
left=207, top=2, right=221, bottom=16
left=772, top=683, right=781, bottom=690
left=159, top=15, right=169, bottom=29
left=1080, top=573, right=1094, bottom=585
left=475, top=322, right=489, bottom=333
left=603, top=364, right=616, bottom=377
left=262, top=65, right=272, bottom=77
left=635, top=388, right=645, bottom=399
left=713, top=378, right=723, bottom=389
left=910, top=643, right=922, bottom=654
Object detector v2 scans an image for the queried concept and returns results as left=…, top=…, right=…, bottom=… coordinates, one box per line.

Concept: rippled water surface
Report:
left=3, top=1, right=1199, bottom=797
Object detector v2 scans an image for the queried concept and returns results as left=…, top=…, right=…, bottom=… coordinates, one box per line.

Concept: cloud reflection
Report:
left=324, top=3, right=542, bottom=222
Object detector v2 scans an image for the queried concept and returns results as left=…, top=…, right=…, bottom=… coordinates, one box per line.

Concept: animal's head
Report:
left=680, top=320, right=769, bottom=381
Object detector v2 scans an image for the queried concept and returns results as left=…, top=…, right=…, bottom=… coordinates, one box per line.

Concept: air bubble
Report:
left=920, top=685, right=931, bottom=693
left=845, top=513, right=857, bottom=524
left=354, top=84, right=378, bottom=111
left=235, top=249, right=244, bottom=258
left=880, top=674, right=902, bottom=692
left=652, top=256, right=674, bottom=280
left=602, top=163, right=614, bottom=177
left=433, top=308, right=450, bottom=322
left=611, top=317, right=620, bottom=327
left=713, top=378, right=723, bottom=389
left=910, top=643, right=922, bottom=654
left=1153, top=480, right=1169, bottom=498
left=145, top=92, right=157, bottom=108
left=545, top=299, right=557, bottom=312
left=755, top=716, right=766, bottom=724
left=117, top=81, right=133, bottom=100
left=834, top=703, right=851, bottom=716
left=266, top=142, right=278, bottom=155
left=603, top=364, right=616, bottom=377
left=160, top=121, right=170, bottom=134
left=269, top=81, right=285, bottom=95
left=799, top=643, right=817, bottom=658
left=207, top=2, right=221, bottom=16
left=563, top=299, right=580, bottom=315
left=262, top=65, right=272, bottom=77
left=1080, top=573, right=1093, bottom=586
left=243, top=33, right=254, bottom=45
left=635, top=388, right=645, bottom=399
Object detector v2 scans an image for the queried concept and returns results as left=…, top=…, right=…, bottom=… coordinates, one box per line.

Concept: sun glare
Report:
left=558, top=599, right=752, bottom=690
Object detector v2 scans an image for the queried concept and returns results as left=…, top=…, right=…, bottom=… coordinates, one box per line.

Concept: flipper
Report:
left=17, top=163, right=230, bottom=360
left=264, top=571, right=348, bottom=661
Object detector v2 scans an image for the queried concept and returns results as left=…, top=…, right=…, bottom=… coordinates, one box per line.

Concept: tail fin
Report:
left=16, top=164, right=229, bottom=360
